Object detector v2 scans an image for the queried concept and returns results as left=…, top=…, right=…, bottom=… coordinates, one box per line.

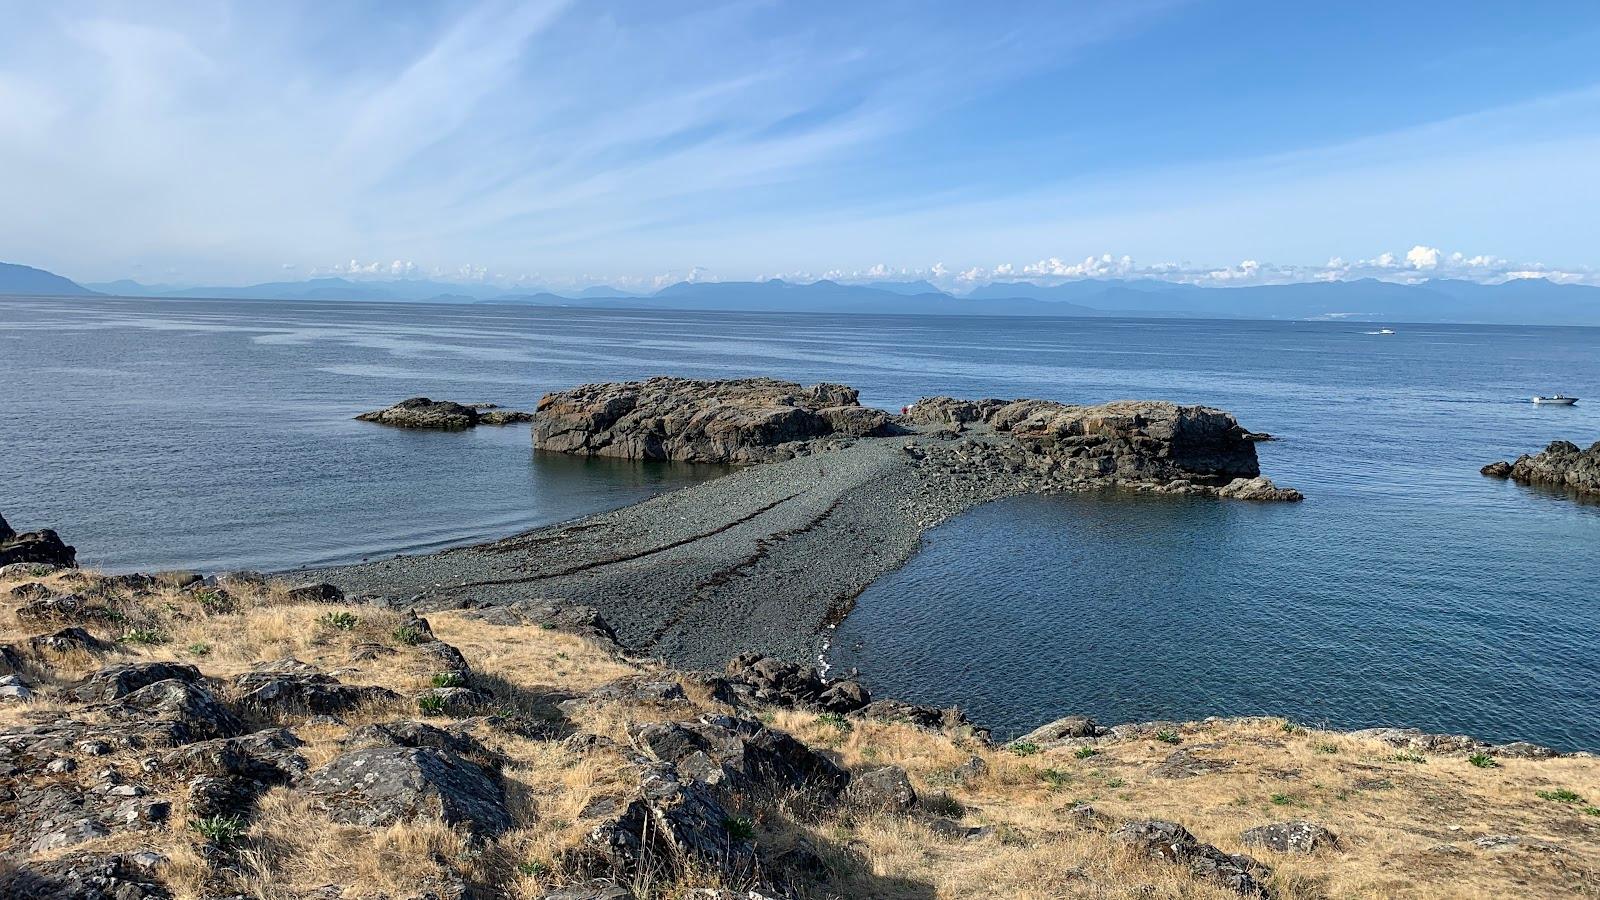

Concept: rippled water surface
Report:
left=4, top=297, right=1598, bottom=747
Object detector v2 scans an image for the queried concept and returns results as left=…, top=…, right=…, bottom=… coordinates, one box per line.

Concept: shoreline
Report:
left=303, top=422, right=1044, bottom=670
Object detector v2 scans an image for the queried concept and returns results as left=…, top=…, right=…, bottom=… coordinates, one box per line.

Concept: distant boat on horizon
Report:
left=1532, top=394, right=1578, bottom=405
left=1363, top=328, right=1396, bottom=335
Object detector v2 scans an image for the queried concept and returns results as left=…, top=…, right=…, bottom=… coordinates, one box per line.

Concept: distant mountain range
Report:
left=4, top=260, right=1599, bottom=325
left=0, top=262, right=98, bottom=296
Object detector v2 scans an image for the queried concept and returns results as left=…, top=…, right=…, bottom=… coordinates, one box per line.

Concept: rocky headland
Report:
left=0, top=551, right=1595, bottom=900
left=310, top=378, right=1299, bottom=669
left=356, top=397, right=536, bottom=430
left=1482, top=439, right=1600, bottom=495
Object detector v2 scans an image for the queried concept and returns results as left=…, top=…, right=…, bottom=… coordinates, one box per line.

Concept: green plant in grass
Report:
left=1074, top=746, right=1100, bottom=760
left=517, top=860, right=551, bottom=878
left=1467, top=752, right=1499, bottom=769
left=1008, top=741, right=1040, bottom=757
left=391, top=623, right=427, bottom=645
left=816, top=711, right=853, bottom=733
left=189, top=814, right=246, bottom=847
left=1390, top=751, right=1426, bottom=764
left=1536, top=788, right=1583, bottom=804
left=1154, top=729, right=1182, bottom=745
left=192, top=588, right=232, bottom=613
left=319, top=611, right=359, bottom=631
left=1039, top=768, right=1071, bottom=790
left=417, top=693, right=448, bottom=716
left=120, top=627, right=167, bottom=645
left=723, top=815, right=757, bottom=842
left=430, top=672, right=465, bottom=689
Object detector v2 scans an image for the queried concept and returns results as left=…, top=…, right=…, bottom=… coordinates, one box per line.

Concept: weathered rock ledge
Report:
left=1482, top=439, right=1600, bottom=494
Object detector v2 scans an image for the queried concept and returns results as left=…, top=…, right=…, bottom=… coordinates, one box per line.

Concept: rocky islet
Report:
left=1482, top=438, right=1600, bottom=495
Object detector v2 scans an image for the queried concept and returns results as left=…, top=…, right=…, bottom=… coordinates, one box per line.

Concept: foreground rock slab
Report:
left=302, top=746, right=512, bottom=836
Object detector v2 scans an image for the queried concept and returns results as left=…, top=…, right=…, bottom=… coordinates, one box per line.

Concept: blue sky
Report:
left=3, top=0, right=1600, bottom=289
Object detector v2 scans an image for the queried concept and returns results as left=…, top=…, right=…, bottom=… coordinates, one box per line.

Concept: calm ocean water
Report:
left=3, top=296, right=1598, bottom=748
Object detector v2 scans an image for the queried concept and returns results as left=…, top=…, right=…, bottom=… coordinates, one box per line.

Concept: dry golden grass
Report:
left=3, top=569, right=1598, bottom=899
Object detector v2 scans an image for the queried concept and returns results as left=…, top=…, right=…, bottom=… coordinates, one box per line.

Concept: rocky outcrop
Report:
left=231, top=660, right=401, bottom=717
left=533, top=377, right=899, bottom=463
left=580, top=713, right=850, bottom=891
left=301, top=746, right=512, bottom=836
left=1481, top=439, right=1600, bottom=494
left=527, top=379, right=1295, bottom=499
left=1115, top=819, right=1271, bottom=897
left=1240, top=821, right=1341, bottom=854
left=914, top=396, right=1266, bottom=486
left=0, top=512, right=77, bottom=569
left=354, top=398, right=531, bottom=431
left=1217, top=476, right=1305, bottom=502
left=356, top=397, right=480, bottom=430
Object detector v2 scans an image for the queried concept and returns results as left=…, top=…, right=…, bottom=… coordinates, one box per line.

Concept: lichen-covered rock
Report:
left=854, top=699, right=989, bottom=742
left=232, top=666, right=401, bottom=717
left=586, top=761, right=754, bottom=886
left=1240, top=820, right=1341, bottom=853
left=107, top=678, right=246, bottom=743
left=28, top=627, right=115, bottom=656
left=632, top=715, right=850, bottom=802
left=0, top=673, right=34, bottom=702
left=478, top=409, right=535, bottom=425
left=356, top=397, right=480, bottom=430
left=0, top=851, right=170, bottom=899
left=301, top=746, right=512, bottom=835
left=850, top=764, right=917, bottom=812
left=458, top=600, right=619, bottom=644
left=285, top=581, right=345, bottom=603
left=902, top=397, right=1011, bottom=426
left=0, top=512, right=78, bottom=569
left=588, top=675, right=689, bottom=704
left=1115, top=819, right=1270, bottom=897
left=16, top=593, right=115, bottom=625
left=989, top=399, right=1263, bottom=485
left=72, top=661, right=203, bottom=702
left=533, top=377, right=899, bottom=463
left=722, top=652, right=870, bottom=714
left=343, top=720, right=490, bottom=760
left=1018, top=714, right=1102, bottom=745
left=163, top=728, right=307, bottom=817
left=1217, top=476, right=1305, bottom=502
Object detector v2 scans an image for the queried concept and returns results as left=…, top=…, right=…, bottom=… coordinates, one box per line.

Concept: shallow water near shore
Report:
left=3, top=296, right=1599, bottom=748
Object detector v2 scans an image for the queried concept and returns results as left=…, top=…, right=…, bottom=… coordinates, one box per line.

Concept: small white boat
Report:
left=1532, top=394, right=1579, bottom=405
left=1377, top=328, right=1396, bottom=335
